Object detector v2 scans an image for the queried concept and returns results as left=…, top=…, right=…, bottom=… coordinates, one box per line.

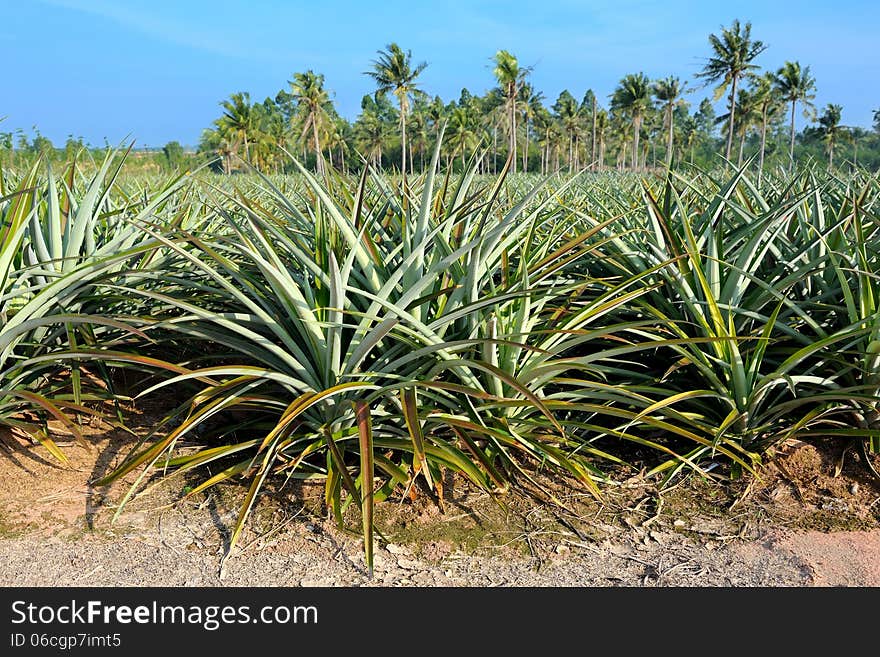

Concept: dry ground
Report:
left=1, top=402, right=878, bottom=587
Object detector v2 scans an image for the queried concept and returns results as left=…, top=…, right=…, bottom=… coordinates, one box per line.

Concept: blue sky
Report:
left=3, top=0, right=878, bottom=147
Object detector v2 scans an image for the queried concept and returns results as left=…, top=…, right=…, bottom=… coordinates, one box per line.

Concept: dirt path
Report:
left=1, top=425, right=879, bottom=587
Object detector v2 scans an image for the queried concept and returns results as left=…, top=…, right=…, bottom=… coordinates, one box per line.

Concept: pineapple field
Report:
left=2, top=146, right=879, bottom=583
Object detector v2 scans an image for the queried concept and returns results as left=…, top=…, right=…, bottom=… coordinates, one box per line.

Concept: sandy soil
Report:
left=1, top=411, right=878, bottom=588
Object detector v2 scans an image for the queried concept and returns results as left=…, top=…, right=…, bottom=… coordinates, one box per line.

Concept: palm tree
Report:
left=594, top=108, right=608, bottom=169
left=354, top=108, right=388, bottom=168
left=481, top=89, right=505, bottom=173
left=533, top=107, right=554, bottom=174
left=0, top=131, right=11, bottom=171
left=609, top=111, right=631, bottom=170
left=520, top=83, right=544, bottom=172
left=425, top=95, right=446, bottom=136
left=696, top=19, right=767, bottom=161
left=678, top=114, right=699, bottom=164
left=732, top=88, right=760, bottom=166
left=492, top=50, right=529, bottom=173
left=325, top=119, right=349, bottom=173
left=581, top=90, right=598, bottom=170
left=365, top=43, right=427, bottom=176
left=818, top=103, right=844, bottom=168
left=653, top=76, right=686, bottom=167
left=407, top=106, right=430, bottom=173
left=217, top=92, right=256, bottom=165
left=289, top=70, right=331, bottom=176
left=774, top=61, right=816, bottom=171
left=749, top=72, right=781, bottom=181
left=549, top=119, right=567, bottom=172
left=553, top=90, right=580, bottom=171
left=200, top=127, right=235, bottom=175
left=255, top=98, right=288, bottom=173
left=447, top=106, right=480, bottom=169
left=610, top=73, right=652, bottom=170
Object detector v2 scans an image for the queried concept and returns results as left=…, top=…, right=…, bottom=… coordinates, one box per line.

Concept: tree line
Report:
left=4, top=20, right=880, bottom=175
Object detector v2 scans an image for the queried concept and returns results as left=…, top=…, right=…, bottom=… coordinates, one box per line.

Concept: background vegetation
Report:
left=4, top=21, right=880, bottom=177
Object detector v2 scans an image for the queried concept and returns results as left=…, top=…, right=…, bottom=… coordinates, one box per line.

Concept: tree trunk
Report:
left=591, top=97, right=597, bottom=171
left=666, top=104, right=674, bottom=167
left=758, top=111, right=767, bottom=187
left=510, top=96, right=517, bottom=174
left=400, top=105, right=407, bottom=177
left=632, top=114, right=641, bottom=171
left=523, top=122, right=528, bottom=172
left=789, top=100, right=797, bottom=173
left=312, top=118, right=325, bottom=176
left=737, top=130, right=745, bottom=167
left=493, top=124, right=497, bottom=174
left=829, top=139, right=834, bottom=169
left=725, top=74, right=738, bottom=161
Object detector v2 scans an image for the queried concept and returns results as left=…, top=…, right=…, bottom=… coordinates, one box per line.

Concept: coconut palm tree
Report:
left=749, top=72, right=781, bottom=181
left=407, top=105, right=430, bottom=173
left=818, top=104, right=844, bottom=168
left=696, top=19, right=767, bottom=161
left=481, top=88, right=506, bottom=173
left=609, top=110, right=632, bottom=170
left=773, top=61, right=817, bottom=171
left=288, top=70, right=332, bottom=176
left=354, top=108, right=388, bottom=168
left=447, top=106, right=480, bottom=169
left=532, top=107, right=554, bottom=174
left=520, top=83, right=544, bottom=172
left=492, top=50, right=529, bottom=173
left=678, top=114, right=699, bottom=164
left=324, top=119, right=350, bottom=173
left=0, top=129, right=12, bottom=171
left=254, top=98, right=288, bottom=173
left=365, top=43, right=427, bottom=176
left=732, top=88, right=760, bottom=166
left=200, top=127, right=236, bottom=175
left=653, top=76, right=686, bottom=167
left=553, top=90, right=580, bottom=172
left=217, top=92, right=256, bottom=165
left=581, top=90, right=598, bottom=170
left=594, top=108, right=608, bottom=169
left=610, top=73, right=652, bottom=170
left=425, top=95, right=446, bottom=138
